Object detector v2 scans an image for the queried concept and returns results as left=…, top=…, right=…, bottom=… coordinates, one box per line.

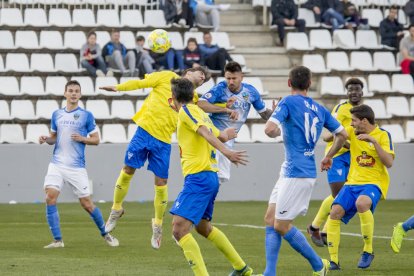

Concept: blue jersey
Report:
left=50, top=107, right=97, bottom=168
left=200, top=81, right=266, bottom=132
left=269, top=95, right=343, bottom=178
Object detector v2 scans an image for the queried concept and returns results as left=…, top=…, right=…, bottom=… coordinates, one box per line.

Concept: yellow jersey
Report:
left=116, top=71, right=199, bottom=144
left=345, top=125, right=395, bottom=198
left=325, top=101, right=353, bottom=157
left=177, top=104, right=220, bottom=177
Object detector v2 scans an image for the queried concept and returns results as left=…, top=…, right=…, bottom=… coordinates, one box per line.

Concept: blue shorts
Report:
left=170, top=171, right=219, bottom=226
left=124, top=127, right=171, bottom=179
left=332, top=184, right=382, bottom=224
left=327, top=152, right=350, bottom=184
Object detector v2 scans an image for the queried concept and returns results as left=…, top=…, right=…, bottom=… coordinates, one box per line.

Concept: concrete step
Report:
left=228, top=32, right=275, bottom=47
left=220, top=10, right=258, bottom=25
left=234, top=47, right=287, bottom=54
left=219, top=25, right=270, bottom=32
left=260, top=76, right=289, bottom=95
left=244, top=54, right=290, bottom=69
left=216, top=0, right=246, bottom=4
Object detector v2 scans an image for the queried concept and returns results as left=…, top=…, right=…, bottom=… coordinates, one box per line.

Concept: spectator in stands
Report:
left=199, top=32, right=232, bottom=75
left=190, top=0, right=230, bottom=31
left=342, top=1, right=369, bottom=30
left=399, top=24, right=414, bottom=79
left=102, top=30, right=136, bottom=77
left=150, top=48, right=185, bottom=72
left=379, top=5, right=404, bottom=49
left=80, top=31, right=111, bottom=77
left=302, top=0, right=322, bottom=22
left=183, top=38, right=205, bottom=68
left=270, top=0, right=305, bottom=46
left=133, top=35, right=155, bottom=77
left=162, top=0, right=194, bottom=27
left=404, top=0, right=414, bottom=25
left=321, top=0, right=346, bottom=30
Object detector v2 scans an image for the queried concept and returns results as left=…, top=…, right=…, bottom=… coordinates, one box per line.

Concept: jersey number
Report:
left=304, top=112, right=319, bottom=144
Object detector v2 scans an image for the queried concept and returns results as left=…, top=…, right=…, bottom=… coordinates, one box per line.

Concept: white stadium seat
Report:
left=320, top=76, right=344, bottom=96
left=24, top=8, right=48, bottom=27
left=411, top=97, right=414, bottom=113
left=310, top=30, right=334, bottom=49
left=184, top=31, right=204, bottom=46
left=302, top=54, right=331, bottom=73
left=406, top=121, right=414, bottom=140
left=242, top=77, right=268, bottom=95
left=85, top=100, right=111, bottom=119
left=0, top=77, right=20, bottom=96
left=0, top=31, right=15, bottom=49
left=120, top=31, right=136, bottom=49
left=97, top=9, right=120, bottom=27
left=144, top=10, right=169, bottom=28
left=40, top=31, right=64, bottom=49
left=169, top=32, right=184, bottom=50
left=55, top=54, right=80, bottom=72
left=0, top=8, right=24, bottom=26
left=363, top=99, right=391, bottom=119
left=95, top=77, right=119, bottom=96
left=128, top=124, right=138, bottom=141
left=368, top=74, right=392, bottom=93
left=31, top=53, right=55, bottom=72
left=64, top=31, right=87, bottom=50
left=46, top=76, right=68, bottom=96
left=332, top=29, right=358, bottom=49
left=136, top=100, right=145, bottom=114
left=11, top=100, right=36, bottom=120
left=71, top=76, right=96, bottom=96
left=0, top=55, right=4, bottom=72
left=121, top=9, right=144, bottom=27
left=111, top=100, right=135, bottom=119
left=212, top=32, right=235, bottom=50
left=380, top=124, right=410, bottom=143
left=102, top=124, right=128, bottom=143
left=0, top=124, right=25, bottom=143
left=36, top=100, right=59, bottom=119
left=386, top=96, right=413, bottom=117
left=6, top=53, right=30, bottom=72
left=26, top=124, right=50, bottom=143
left=196, top=78, right=215, bottom=95
left=49, top=9, right=72, bottom=27
left=235, top=124, right=252, bottom=143
left=95, top=31, right=110, bottom=47
left=373, top=52, right=400, bottom=71
left=361, top=9, right=383, bottom=28
left=0, top=101, right=11, bottom=120
left=391, top=74, right=414, bottom=94
left=15, top=31, right=39, bottom=49
left=251, top=124, right=277, bottom=142
left=298, top=8, right=320, bottom=27
left=327, top=51, right=353, bottom=71
left=356, top=30, right=382, bottom=49
left=20, top=77, right=45, bottom=96
left=350, top=51, right=374, bottom=71
left=73, top=9, right=96, bottom=27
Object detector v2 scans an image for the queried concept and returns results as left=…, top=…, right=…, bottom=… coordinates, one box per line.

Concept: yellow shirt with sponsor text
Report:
left=177, top=104, right=220, bottom=177
left=325, top=101, right=353, bottom=157
left=345, top=125, right=395, bottom=198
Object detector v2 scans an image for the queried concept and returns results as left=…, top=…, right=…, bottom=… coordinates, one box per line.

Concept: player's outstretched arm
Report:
left=99, top=86, right=117, bottom=92
left=321, top=128, right=348, bottom=171
left=71, top=132, right=100, bottom=146
left=217, top=127, right=237, bottom=143
left=39, top=132, right=57, bottom=145
left=259, top=97, right=282, bottom=121
left=198, top=100, right=237, bottom=120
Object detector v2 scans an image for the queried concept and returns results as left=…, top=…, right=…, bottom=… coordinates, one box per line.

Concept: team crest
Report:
left=356, top=151, right=375, bottom=167
left=73, top=113, right=80, bottom=120
left=242, top=91, right=249, bottom=101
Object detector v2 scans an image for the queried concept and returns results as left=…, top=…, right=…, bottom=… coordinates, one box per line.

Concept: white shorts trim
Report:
left=43, top=163, right=91, bottom=198
left=269, top=177, right=316, bottom=220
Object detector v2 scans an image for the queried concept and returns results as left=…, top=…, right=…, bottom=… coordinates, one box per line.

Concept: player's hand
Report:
left=227, top=109, right=239, bottom=120
left=226, top=96, right=237, bottom=108
left=224, top=127, right=237, bottom=140
left=99, top=86, right=117, bottom=92
left=357, top=134, right=375, bottom=143
left=320, top=156, right=332, bottom=172
left=225, top=150, right=248, bottom=166
left=71, top=133, right=85, bottom=143
left=272, top=97, right=282, bottom=111
left=39, top=135, right=48, bottom=144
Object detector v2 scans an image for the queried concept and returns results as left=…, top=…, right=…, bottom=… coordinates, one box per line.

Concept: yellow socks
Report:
left=359, top=210, right=374, bottom=253
left=112, top=170, right=133, bottom=210
left=154, top=185, right=168, bottom=225
left=179, top=233, right=209, bottom=276
left=207, top=227, right=246, bottom=271
left=312, top=195, right=334, bottom=229
left=327, top=218, right=341, bottom=264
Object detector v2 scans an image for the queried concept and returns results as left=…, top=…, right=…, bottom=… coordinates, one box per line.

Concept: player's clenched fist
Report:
left=224, top=127, right=237, bottom=140
left=39, top=135, right=49, bottom=144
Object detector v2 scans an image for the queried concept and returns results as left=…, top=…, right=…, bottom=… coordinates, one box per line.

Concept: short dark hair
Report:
left=224, top=61, right=242, bottom=73
left=111, top=29, right=120, bottom=35
left=87, top=31, right=96, bottom=38
left=345, top=77, right=364, bottom=89
left=187, top=37, right=198, bottom=45
left=289, top=66, right=312, bottom=90
left=390, top=5, right=399, bottom=10
left=65, top=80, right=81, bottom=92
left=350, top=104, right=375, bottom=125
left=171, top=78, right=194, bottom=104
left=203, top=31, right=211, bottom=36
left=136, top=35, right=145, bottom=42
left=181, top=66, right=211, bottom=83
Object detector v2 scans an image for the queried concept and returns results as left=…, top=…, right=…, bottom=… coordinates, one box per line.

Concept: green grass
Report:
left=0, top=200, right=413, bottom=275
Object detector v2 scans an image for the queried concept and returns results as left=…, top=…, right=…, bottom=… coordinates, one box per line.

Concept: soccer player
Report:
left=198, top=61, right=275, bottom=183
left=307, top=78, right=364, bottom=246
left=321, top=104, right=395, bottom=269
left=169, top=77, right=254, bottom=276
left=99, top=68, right=207, bottom=249
left=40, top=80, right=118, bottom=248
left=391, top=215, right=414, bottom=253
left=263, top=66, right=348, bottom=276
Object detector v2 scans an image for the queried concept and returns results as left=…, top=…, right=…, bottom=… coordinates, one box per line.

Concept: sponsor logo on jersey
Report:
left=74, top=113, right=80, bottom=120
left=356, top=151, right=375, bottom=167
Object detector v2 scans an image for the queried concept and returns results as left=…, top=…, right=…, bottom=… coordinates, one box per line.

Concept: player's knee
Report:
left=45, top=195, right=57, bottom=205
left=274, top=221, right=289, bottom=235
left=155, top=177, right=168, bottom=186
left=356, top=197, right=372, bottom=213
left=122, top=165, right=135, bottom=175
left=330, top=205, right=344, bottom=220
left=195, top=223, right=212, bottom=238
left=172, top=222, right=187, bottom=241
left=80, top=198, right=95, bottom=213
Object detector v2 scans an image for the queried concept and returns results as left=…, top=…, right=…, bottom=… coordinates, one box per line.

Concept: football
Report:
left=147, top=29, right=172, bottom=54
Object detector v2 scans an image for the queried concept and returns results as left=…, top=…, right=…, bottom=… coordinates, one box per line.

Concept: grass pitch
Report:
left=1, top=200, right=413, bottom=275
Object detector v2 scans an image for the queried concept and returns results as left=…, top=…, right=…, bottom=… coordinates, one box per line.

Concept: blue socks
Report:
left=90, top=207, right=106, bottom=236
left=264, top=226, right=282, bottom=276
left=283, top=226, right=323, bottom=272
left=46, top=204, right=62, bottom=241
left=402, top=215, right=414, bottom=232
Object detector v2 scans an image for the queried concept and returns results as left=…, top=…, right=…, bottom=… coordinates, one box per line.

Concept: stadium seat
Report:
left=95, top=31, right=110, bottom=47
left=298, top=8, right=320, bottom=27
left=344, top=76, right=372, bottom=96
left=36, top=100, right=59, bottom=119
left=0, top=124, right=25, bottom=143
left=97, top=9, right=120, bottom=27
left=184, top=31, right=204, bottom=46
left=252, top=0, right=271, bottom=7
left=49, top=9, right=72, bottom=27
left=251, top=124, right=277, bottom=142
left=6, top=53, right=30, bottom=72
left=40, top=31, right=64, bottom=49
left=26, top=124, right=50, bottom=143
left=102, top=124, right=128, bottom=143
left=0, top=55, right=4, bottom=72
left=136, top=100, right=145, bottom=113
left=386, top=96, right=413, bottom=116
left=247, top=105, right=261, bottom=119
left=373, top=52, right=400, bottom=71
left=332, top=29, right=358, bottom=49
left=380, top=124, right=410, bottom=143
left=326, top=51, right=353, bottom=71
left=24, top=8, right=48, bottom=27
left=0, top=77, right=20, bottom=96
left=128, top=124, right=138, bottom=141
left=64, top=31, right=87, bottom=50
left=320, top=76, right=344, bottom=96
left=212, top=32, right=235, bottom=50
left=361, top=9, right=383, bottom=28
left=0, top=101, right=11, bottom=120
left=196, top=78, right=215, bottom=95
left=368, top=74, right=392, bottom=93
left=120, top=31, right=135, bottom=49
left=20, top=77, right=45, bottom=96
left=391, top=74, right=414, bottom=94
left=95, top=77, right=119, bottom=96
left=121, top=9, right=144, bottom=27
left=111, top=100, right=135, bottom=119
left=350, top=51, right=374, bottom=71
left=411, top=97, right=414, bottom=113
left=73, top=9, right=96, bottom=26
left=46, top=76, right=68, bottom=96
left=363, top=99, right=391, bottom=118
left=235, top=125, right=251, bottom=143
left=55, top=54, right=80, bottom=72
left=31, top=53, right=55, bottom=72
left=302, top=54, right=331, bottom=73
left=11, top=100, right=36, bottom=120
left=356, top=30, right=382, bottom=49
left=310, top=30, right=334, bottom=49
left=0, top=31, right=14, bottom=49
left=169, top=32, right=185, bottom=50
left=85, top=100, right=111, bottom=119
left=144, top=10, right=169, bottom=27
left=406, top=121, right=414, bottom=140
left=0, top=8, right=24, bottom=26
left=71, top=76, right=95, bottom=96
left=242, top=77, right=268, bottom=95
left=15, top=31, right=39, bottom=49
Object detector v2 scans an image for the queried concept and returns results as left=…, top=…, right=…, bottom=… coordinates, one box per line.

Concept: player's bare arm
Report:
left=99, top=86, right=117, bottom=92
left=217, top=127, right=237, bottom=143
left=71, top=132, right=100, bottom=146
left=259, top=97, right=282, bottom=121
left=321, top=128, right=348, bottom=171
left=196, top=125, right=248, bottom=166
left=197, top=100, right=239, bottom=120
left=357, top=134, right=394, bottom=168
left=264, top=121, right=281, bottom=138
left=39, top=132, right=57, bottom=145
